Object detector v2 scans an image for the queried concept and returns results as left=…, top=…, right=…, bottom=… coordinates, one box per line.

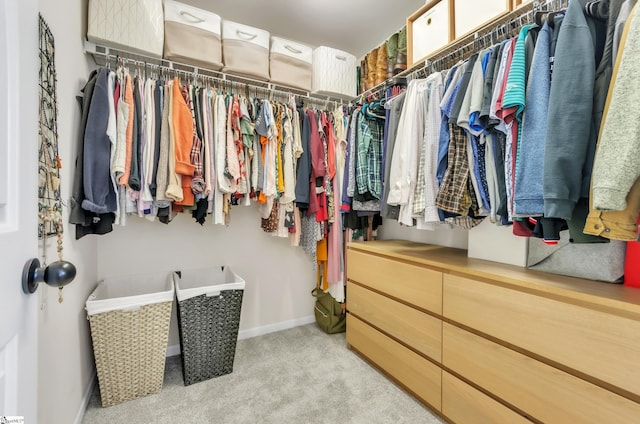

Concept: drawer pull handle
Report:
left=236, top=30, right=258, bottom=40
left=335, top=55, right=347, bottom=61
left=179, top=11, right=206, bottom=24
left=285, top=44, right=303, bottom=54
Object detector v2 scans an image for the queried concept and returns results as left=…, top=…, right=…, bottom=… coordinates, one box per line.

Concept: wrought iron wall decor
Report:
left=38, top=14, right=63, bottom=239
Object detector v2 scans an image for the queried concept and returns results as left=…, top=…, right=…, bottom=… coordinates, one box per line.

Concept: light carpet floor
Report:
left=82, top=323, right=444, bottom=424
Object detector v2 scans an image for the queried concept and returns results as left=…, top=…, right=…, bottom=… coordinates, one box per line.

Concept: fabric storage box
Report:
left=173, top=266, right=245, bottom=386
left=163, top=0, right=223, bottom=70
left=408, top=0, right=451, bottom=66
left=222, top=20, right=270, bottom=80
left=87, top=0, right=164, bottom=57
left=312, top=46, right=357, bottom=98
left=270, top=37, right=313, bottom=91
left=85, top=273, right=174, bottom=407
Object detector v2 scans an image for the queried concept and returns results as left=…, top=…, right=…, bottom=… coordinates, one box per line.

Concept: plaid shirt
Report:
left=436, top=124, right=471, bottom=214
left=355, top=106, right=384, bottom=200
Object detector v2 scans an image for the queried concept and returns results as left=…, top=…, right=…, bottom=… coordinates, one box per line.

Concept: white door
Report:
left=0, top=0, right=39, bottom=422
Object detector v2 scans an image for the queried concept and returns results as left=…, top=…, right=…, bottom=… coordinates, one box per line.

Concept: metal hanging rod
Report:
left=84, top=41, right=349, bottom=108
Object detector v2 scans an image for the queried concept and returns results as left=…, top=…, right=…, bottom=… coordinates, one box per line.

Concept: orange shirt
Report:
left=118, top=74, right=134, bottom=186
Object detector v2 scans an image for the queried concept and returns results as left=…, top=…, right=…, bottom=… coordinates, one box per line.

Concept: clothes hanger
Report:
left=535, top=11, right=548, bottom=26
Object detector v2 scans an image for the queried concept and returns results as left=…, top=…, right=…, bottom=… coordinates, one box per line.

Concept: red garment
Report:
left=323, top=113, right=336, bottom=181
left=306, top=110, right=326, bottom=217
left=113, top=78, right=120, bottom=116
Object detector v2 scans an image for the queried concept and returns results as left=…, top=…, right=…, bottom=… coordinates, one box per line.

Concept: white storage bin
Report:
left=85, top=272, right=174, bottom=407
left=163, top=0, right=223, bottom=70
left=270, top=37, right=313, bottom=91
left=222, top=20, right=270, bottom=81
left=87, top=0, right=164, bottom=57
left=409, top=0, right=450, bottom=65
left=312, top=46, right=357, bottom=98
left=455, top=0, right=510, bottom=38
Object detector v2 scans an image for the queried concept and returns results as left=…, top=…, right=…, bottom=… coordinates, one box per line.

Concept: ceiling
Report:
left=182, top=0, right=425, bottom=58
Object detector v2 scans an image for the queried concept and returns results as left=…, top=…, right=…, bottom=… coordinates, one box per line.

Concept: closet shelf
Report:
left=84, top=41, right=351, bottom=106
left=354, top=0, right=565, bottom=103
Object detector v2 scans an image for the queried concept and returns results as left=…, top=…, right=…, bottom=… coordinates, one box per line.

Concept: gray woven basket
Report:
left=176, top=289, right=243, bottom=385
left=88, top=301, right=172, bottom=407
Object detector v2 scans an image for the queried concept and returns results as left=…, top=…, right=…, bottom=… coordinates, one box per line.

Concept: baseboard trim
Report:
left=238, top=315, right=316, bottom=340
left=74, top=370, right=97, bottom=424
left=166, top=344, right=181, bottom=357
left=166, top=315, right=316, bottom=357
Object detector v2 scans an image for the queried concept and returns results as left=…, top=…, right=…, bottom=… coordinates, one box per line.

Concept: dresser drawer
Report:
left=347, top=249, right=442, bottom=314
left=347, top=314, right=441, bottom=410
left=442, top=371, right=531, bottom=424
left=443, top=323, right=640, bottom=423
left=347, top=282, right=441, bottom=362
left=443, top=273, right=640, bottom=397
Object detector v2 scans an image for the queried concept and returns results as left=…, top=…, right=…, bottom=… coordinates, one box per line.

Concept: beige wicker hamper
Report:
left=86, top=273, right=174, bottom=407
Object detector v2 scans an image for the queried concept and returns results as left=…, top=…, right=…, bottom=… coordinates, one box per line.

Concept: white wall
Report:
left=37, top=1, right=97, bottom=423
left=467, top=219, right=529, bottom=266
left=96, top=207, right=316, bottom=350
left=378, top=218, right=469, bottom=249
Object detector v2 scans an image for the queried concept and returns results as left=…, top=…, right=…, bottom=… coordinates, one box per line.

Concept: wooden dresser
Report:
left=346, top=240, right=640, bottom=423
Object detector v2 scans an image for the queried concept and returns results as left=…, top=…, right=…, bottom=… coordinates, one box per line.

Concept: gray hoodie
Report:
left=543, top=0, right=608, bottom=220
left=81, top=67, right=118, bottom=214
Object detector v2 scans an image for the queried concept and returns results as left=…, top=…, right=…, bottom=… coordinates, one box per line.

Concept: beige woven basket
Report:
left=88, top=301, right=172, bottom=407
left=86, top=274, right=174, bottom=407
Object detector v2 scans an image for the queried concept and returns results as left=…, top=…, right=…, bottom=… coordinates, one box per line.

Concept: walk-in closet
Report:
left=3, top=0, right=640, bottom=423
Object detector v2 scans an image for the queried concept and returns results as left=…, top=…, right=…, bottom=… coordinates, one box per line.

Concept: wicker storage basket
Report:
left=173, top=267, right=245, bottom=385
left=86, top=273, right=174, bottom=407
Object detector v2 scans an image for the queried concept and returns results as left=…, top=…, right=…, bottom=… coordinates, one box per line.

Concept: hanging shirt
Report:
left=515, top=22, right=552, bottom=217
left=295, top=109, right=312, bottom=210
left=224, top=95, right=241, bottom=194
left=381, top=92, right=405, bottom=221
left=155, top=82, right=172, bottom=207
left=214, top=94, right=232, bottom=194
left=353, top=105, right=384, bottom=213
left=165, top=80, right=184, bottom=202
left=387, top=79, right=425, bottom=225
left=118, top=74, right=135, bottom=188
left=420, top=72, right=445, bottom=227
left=281, top=106, right=296, bottom=204
left=341, top=108, right=360, bottom=212
left=81, top=67, right=118, bottom=214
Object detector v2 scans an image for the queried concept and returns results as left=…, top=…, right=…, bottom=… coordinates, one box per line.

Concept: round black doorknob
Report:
left=22, top=258, right=77, bottom=294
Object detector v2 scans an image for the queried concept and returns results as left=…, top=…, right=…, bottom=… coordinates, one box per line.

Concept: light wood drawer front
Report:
left=443, top=274, right=640, bottom=397
left=347, top=249, right=442, bottom=314
left=347, top=314, right=441, bottom=410
left=443, top=323, right=640, bottom=424
left=348, top=282, right=442, bottom=362
left=442, top=371, right=531, bottom=424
